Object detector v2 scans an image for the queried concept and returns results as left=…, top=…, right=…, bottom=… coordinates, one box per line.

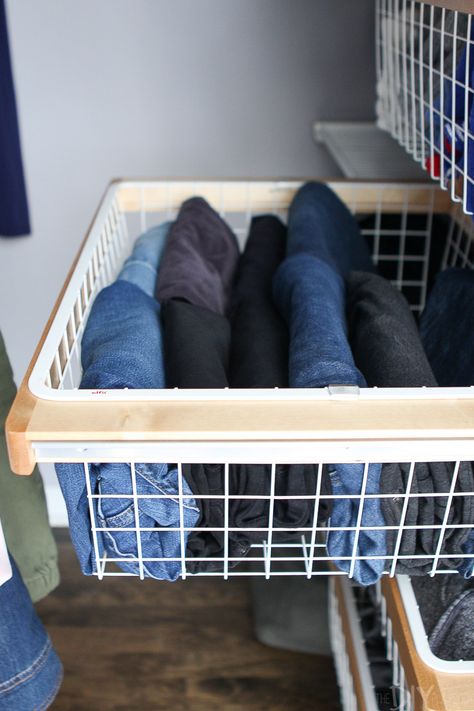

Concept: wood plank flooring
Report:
left=36, top=531, right=341, bottom=711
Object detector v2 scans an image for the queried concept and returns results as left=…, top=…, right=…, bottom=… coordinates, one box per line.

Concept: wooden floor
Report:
left=36, top=531, right=341, bottom=711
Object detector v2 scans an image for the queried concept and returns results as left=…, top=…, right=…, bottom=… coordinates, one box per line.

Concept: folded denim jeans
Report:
left=0, top=556, right=62, bottom=710
left=156, top=196, right=240, bottom=314
left=118, top=221, right=171, bottom=296
left=273, top=254, right=385, bottom=585
left=286, top=182, right=375, bottom=277
left=347, top=271, right=474, bottom=574
left=56, top=230, right=198, bottom=580
left=420, top=268, right=474, bottom=577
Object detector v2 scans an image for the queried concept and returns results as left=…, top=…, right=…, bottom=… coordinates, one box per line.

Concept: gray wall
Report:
left=0, top=0, right=375, bottom=522
left=1, top=0, right=375, bottom=378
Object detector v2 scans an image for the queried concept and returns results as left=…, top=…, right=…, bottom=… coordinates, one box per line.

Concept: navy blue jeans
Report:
left=0, top=557, right=62, bottom=710
left=56, top=227, right=199, bottom=580
left=273, top=254, right=385, bottom=585
left=286, top=182, right=375, bottom=277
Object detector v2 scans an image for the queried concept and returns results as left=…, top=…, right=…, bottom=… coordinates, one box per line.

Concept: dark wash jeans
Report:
left=56, top=228, right=198, bottom=580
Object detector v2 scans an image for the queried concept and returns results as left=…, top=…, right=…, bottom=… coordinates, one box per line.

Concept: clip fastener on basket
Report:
left=327, top=385, right=360, bottom=399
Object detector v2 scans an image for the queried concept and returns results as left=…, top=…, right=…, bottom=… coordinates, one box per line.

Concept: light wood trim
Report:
left=382, top=578, right=474, bottom=711
left=421, top=0, right=474, bottom=13
left=116, top=182, right=453, bottom=215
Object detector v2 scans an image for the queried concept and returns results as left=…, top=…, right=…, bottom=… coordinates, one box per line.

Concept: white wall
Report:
left=0, top=0, right=375, bottom=524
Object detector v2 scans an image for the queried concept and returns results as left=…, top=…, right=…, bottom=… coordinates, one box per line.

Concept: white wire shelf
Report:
left=376, top=0, right=474, bottom=215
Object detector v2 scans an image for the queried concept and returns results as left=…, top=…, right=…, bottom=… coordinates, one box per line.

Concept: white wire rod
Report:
left=86, top=490, right=474, bottom=502
left=223, top=462, right=229, bottom=580
left=402, top=0, right=410, bottom=148
left=34, top=439, right=474, bottom=464
left=462, top=13, right=473, bottom=214
left=428, top=4, right=436, bottom=180
left=264, top=463, right=276, bottom=579
left=84, top=462, right=105, bottom=580
left=418, top=3, right=427, bottom=166
left=91, top=522, right=474, bottom=535
left=389, top=461, right=417, bottom=577
left=410, top=0, right=419, bottom=159
left=302, top=462, right=324, bottom=578
left=430, top=460, right=462, bottom=575
left=177, top=462, right=187, bottom=580
left=440, top=7, right=447, bottom=188
left=348, top=463, right=371, bottom=579
left=130, top=462, right=145, bottom=580
left=451, top=12, right=461, bottom=203
left=26, top=382, right=474, bottom=402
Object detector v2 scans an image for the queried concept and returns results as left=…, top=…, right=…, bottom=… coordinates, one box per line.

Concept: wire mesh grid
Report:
left=376, top=0, right=474, bottom=214
left=80, top=458, right=474, bottom=580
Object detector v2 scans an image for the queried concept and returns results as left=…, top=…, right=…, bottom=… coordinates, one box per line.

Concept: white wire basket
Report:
left=376, top=0, right=474, bottom=214
left=6, top=179, right=474, bottom=581
left=380, top=576, right=474, bottom=710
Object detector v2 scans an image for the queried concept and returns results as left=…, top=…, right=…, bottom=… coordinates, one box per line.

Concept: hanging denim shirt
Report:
left=55, top=224, right=199, bottom=580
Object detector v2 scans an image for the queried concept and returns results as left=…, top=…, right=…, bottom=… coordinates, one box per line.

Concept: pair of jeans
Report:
left=273, top=253, right=385, bottom=585
left=161, top=298, right=330, bottom=573
left=0, top=332, right=59, bottom=601
left=229, top=215, right=289, bottom=388
left=56, top=227, right=199, bottom=580
left=118, top=222, right=171, bottom=296
left=0, top=557, right=62, bottom=710
left=347, top=271, right=474, bottom=574
left=156, top=197, right=240, bottom=315
left=420, top=267, right=474, bottom=577
left=286, top=182, right=375, bottom=277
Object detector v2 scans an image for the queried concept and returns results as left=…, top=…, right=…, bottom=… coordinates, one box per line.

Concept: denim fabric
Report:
left=273, top=254, right=385, bottom=585
left=117, top=222, right=171, bottom=296
left=56, top=278, right=199, bottom=580
left=286, top=182, right=375, bottom=277
left=420, top=268, right=474, bottom=577
left=0, top=557, right=62, bottom=710
left=420, top=268, right=474, bottom=387
left=273, top=254, right=366, bottom=389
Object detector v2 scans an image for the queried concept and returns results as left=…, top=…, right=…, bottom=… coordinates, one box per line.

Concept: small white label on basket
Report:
left=0, top=519, right=12, bottom=587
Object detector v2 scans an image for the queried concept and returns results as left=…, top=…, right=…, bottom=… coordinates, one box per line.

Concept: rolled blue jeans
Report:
left=286, top=182, right=375, bottom=277
left=56, top=225, right=199, bottom=580
left=273, top=254, right=386, bottom=585
left=118, top=222, right=171, bottom=296
left=0, top=557, right=62, bottom=710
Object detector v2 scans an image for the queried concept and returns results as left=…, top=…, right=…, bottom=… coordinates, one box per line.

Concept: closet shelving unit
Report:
left=5, top=2, right=474, bottom=710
